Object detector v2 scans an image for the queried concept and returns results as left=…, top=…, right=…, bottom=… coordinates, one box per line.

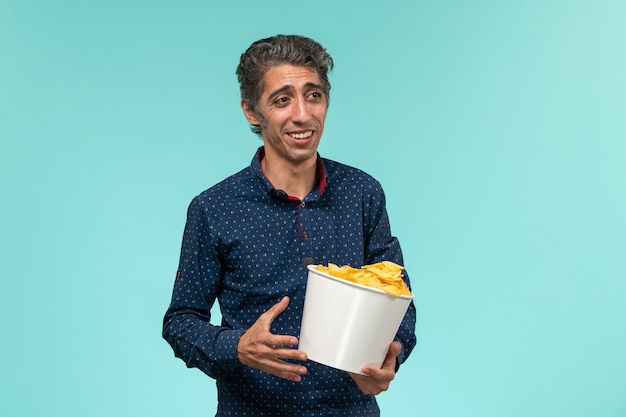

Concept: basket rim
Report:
left=306, top=264, right=414, bottom=300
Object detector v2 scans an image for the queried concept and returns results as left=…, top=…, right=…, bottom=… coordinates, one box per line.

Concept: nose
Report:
left=292, top=97, right=312, bottom=124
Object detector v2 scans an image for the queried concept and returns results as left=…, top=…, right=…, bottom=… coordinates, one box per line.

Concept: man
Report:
left=163, top=34, right=416, bottom=416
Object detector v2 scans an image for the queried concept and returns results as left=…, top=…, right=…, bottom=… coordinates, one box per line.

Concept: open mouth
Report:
left=288, top=131, right=313, bottom=140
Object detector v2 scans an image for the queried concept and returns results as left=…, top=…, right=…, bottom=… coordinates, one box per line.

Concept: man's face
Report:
left=242, top=64, right=328, bottom=166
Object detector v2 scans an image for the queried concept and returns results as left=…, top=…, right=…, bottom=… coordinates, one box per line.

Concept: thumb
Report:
left=389, top=341, right=402, bottom=356
left=382, top=342, right=402, bottom=368
left=260, top=296, right=290, bottom=329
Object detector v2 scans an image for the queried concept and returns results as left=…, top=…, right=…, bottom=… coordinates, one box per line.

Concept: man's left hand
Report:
left=349, top=341, right=402, bottom=395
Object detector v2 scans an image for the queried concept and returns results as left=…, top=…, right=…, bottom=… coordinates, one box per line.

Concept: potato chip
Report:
left=316, top=261, right=412, bottom=296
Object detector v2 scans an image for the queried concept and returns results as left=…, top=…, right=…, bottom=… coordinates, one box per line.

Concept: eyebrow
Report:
left=267, top=82, right=325, bottom=103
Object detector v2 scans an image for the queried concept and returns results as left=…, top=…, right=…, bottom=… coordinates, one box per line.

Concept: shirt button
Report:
left=302, top=231, right=309, bottom=238
left=300, top=201, right=306, bottom=208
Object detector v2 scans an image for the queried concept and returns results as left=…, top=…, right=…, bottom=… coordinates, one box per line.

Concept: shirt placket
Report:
left=296, top=199, right=316, bottom=266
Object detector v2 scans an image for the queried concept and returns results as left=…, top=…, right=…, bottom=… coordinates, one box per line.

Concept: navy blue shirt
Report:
left=163, top=147, right=416, bottom=416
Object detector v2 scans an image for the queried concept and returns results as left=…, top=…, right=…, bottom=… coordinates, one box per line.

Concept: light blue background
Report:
left=1, top=1, right=625, bottom=416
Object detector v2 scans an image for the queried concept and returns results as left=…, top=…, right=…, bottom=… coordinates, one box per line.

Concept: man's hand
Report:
left=349, top=341, right=402, bottom=395
left=237, top=296, right=308, bottom=382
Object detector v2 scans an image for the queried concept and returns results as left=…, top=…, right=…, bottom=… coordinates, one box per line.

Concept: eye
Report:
left=274, top=96, right=290, bottom=106
left=309, top=91, right=323, bottom=100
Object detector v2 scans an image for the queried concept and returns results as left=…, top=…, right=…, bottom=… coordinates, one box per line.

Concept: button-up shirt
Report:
left=163, top=147, right=416, bottom=416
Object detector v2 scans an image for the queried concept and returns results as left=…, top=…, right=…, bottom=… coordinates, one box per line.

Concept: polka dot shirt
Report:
left=163, top=147, right=416, bottom=416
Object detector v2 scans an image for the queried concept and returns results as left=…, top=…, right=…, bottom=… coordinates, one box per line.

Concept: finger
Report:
left=276, top=368, right=307, bottom=382
left=259, top=357, right=308, bottom=382
left=255, top=336, right=307, bottom=361
left=272, top=345, right=308, bottom=361
left=270, top=359, right=308, bottom=375
left=389, top=341, right=402, bottom=356
left=266, top=334, right=302, bottom=350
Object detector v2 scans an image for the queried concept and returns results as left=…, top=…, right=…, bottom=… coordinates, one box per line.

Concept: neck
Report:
left=261, top=154, right=318, bottom=201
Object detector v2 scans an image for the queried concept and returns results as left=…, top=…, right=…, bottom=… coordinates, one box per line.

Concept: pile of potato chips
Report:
left=316, top=261, right=412, bottom=296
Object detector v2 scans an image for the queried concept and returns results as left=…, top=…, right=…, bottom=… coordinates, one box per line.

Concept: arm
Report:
left=162, top=197, right=243, bottom=379
left=349, top=183, right=416, bottom=394
left=363, top=183, right=417, bottom=365
left=162, top=198, right=307, bottom=381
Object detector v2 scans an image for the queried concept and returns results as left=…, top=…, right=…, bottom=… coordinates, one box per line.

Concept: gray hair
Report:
left=236, top=34, right=334, bottom=135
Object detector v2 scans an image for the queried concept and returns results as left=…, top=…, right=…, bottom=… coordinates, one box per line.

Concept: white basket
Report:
left=299, top=264, right=413, bottom=374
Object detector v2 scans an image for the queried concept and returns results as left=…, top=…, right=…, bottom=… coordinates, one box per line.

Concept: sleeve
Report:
left=363, top=181, right=417, bottom=367
left=162, top=197, right=244, bottom=379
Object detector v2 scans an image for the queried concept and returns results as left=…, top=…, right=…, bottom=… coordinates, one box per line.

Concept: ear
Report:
left=241, top=100, right=260, bottom=126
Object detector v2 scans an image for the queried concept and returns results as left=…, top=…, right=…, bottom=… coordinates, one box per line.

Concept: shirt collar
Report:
left=252, top=146, right=327, bottom=199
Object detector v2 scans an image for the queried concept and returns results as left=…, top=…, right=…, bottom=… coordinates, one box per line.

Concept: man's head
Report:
left=236, top=35, right=334, bottom=135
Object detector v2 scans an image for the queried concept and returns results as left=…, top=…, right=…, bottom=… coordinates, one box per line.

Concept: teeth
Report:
left=290, top=131, right=313, bottom=139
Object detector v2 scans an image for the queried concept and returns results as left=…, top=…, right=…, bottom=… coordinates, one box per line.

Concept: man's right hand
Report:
left=237, top=296, right=308, bottom=382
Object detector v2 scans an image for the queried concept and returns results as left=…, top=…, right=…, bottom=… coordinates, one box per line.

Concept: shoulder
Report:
left=199, top=166, right=254, bottom=199
left=190, top=166, right=255, bottom=209
left=322, top=157, right=384, bottom=193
